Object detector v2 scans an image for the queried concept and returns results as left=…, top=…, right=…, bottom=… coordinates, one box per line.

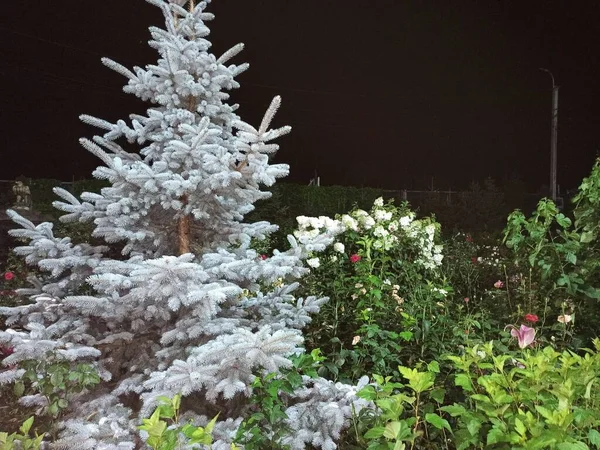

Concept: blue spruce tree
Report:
left=0, top=1, right=368, bottom=448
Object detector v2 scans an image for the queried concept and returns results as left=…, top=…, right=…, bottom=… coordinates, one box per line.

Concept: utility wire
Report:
left=0, top=26, right=106, bottom=58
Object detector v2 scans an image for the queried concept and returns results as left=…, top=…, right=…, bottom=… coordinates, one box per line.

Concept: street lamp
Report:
left=539, top=68, right=559, bottom=202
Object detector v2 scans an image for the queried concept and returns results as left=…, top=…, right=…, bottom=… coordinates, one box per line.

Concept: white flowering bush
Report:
left=293, top=198, right=451, bottom=380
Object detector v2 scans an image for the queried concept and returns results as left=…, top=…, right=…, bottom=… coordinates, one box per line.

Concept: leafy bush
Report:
left=298, top=198, right=451, bottom=380
left=444, top=339, right=600, bottom=449
left=13, top=356, right=100, bottom=419
left=0, top=417, right=45, bottom=450
left=352, top=362, right=451, bottom=450
left=139, top=394, right=218, bottom=450
left=233, top=349, right=326, bottom=450
left=501, top=160, right=600, bottom=347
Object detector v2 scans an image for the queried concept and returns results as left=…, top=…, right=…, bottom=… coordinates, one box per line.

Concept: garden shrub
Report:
left=444, top=339, right=600, bottom=449
left=297, top=198, right=460, bottom=380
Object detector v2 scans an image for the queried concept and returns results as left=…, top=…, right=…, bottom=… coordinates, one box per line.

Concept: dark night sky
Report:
left=1, top=1, right=599, bottom=192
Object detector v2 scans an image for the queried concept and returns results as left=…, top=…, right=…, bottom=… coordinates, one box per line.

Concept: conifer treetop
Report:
left=65, top=0, right=292, bottom=257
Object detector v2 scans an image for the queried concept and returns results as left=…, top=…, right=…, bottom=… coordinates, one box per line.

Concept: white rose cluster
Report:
left=294, top=197, right=444, bottom=271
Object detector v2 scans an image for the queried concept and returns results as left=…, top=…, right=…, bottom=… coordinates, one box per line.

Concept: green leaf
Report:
left=466, top=419, right=481, bottom=437
left=454, top=374, right=473, bottom=392
left=588, top=429, right=600, bottom=447
left=48, top=402, right=60, bottom=417
left=172, top=393, right=181, bottom=412
left=514, top=417, right=526, bottom=438
left=14, top=382, right=25, bottom=397
left=585, top=378, right=595, bottom=399
left=205, top=413, right=219, bottom=434
left=535, top=405, right=553, bottom=421
left=383, top=421, right=412, bottom=441
left=139, top=409, right=167, bottom=439
left=487, top=427, right=506, bottom=445
left=582, top=286, right=600, bottom=299
left=383, top=422, right=402, bottom=440
left=20, top=417, right=34, bottom=435
left=393, top=442, right=406, bottom=450
left=364, top=426, right=386, bottom=439
left=358, top=385, right=377, bottom=401
left=50, top=371, right=64, bottom=387
left=556, top=213, right=572, bottom=228
left=427, top=360, right=440, bottom=374
left=556, top=442, right=589, bottom=450
left=399, top=367, right=433, bottom=393
left=399, top=331, right=413, bottom=341
left=430, top=388, right=445, bottom=404
left=425, top=413, right=452, bottom=433
left=440, top=404, right=467, bottom=417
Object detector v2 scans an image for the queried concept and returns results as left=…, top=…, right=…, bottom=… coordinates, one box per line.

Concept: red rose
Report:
left=260, top=255, right=267, bottom=260
left=466, top=234, right=473, bottom=243
left=350, top=254, right=361, bottom=263
left=471, top=257, right=477, bottom=264
left=464, top=297, right=469, bottom=304
left=3, top=271, right=14, bottom=281
left=524, top=313, right=539, bottom=323
left=0, top=345, right=14, bottom=358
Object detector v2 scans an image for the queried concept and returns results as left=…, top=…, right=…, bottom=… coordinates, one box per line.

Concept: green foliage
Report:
left=233, top=349, right=325, bottom=450
left=302, top=198, right=476, bottom=380
left=502, top=160, right=600, bottom=346
left=139, top=394, right=218, bottom=450
left=14, top=354, right=100, bottom=419
left=444, top=340, right=600, bottom=449
left=351, top=363, right=451, bottom=450
left=0, top=417, right=45, bottom=450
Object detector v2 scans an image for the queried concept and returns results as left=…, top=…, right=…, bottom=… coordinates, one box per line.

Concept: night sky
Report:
left=1, top=1, right=599, bottom=192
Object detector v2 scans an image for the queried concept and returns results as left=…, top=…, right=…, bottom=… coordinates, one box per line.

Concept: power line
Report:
left=0, top=26, right=106, bottom=58
left=0, top=61, right=123, bottom=97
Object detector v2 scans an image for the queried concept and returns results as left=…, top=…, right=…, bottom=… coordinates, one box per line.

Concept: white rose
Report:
left=333, top=242, right=345, bottom=253
left=399, top=216, right=412, bottom=227
left=307, top=257, right=320, bottom=268
left=362, top=216, right=375, bottom=229
left=373, top=226, right=388, bottom=237
left=374, top=197, right=384, bottom=207
left=308, top=217, right=324, bottom=229
left=341, top=215, right=358, bottom=231
left=374, top=210, right=387, bottom=221
left=296, top=215, right=310, bottom=228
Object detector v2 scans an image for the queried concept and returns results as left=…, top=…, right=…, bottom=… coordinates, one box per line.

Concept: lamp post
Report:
left=539, top=68, right=559, bottom=202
